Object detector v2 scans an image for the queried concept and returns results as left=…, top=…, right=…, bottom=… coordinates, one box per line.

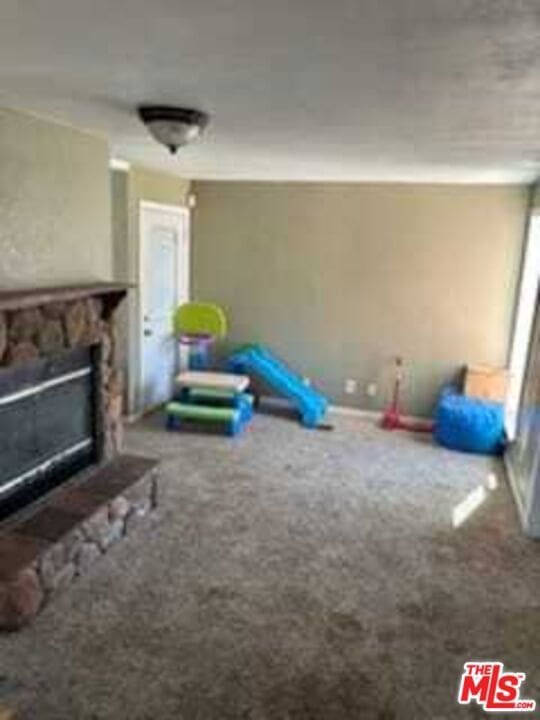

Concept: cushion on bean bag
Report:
left=434, top=385, right=505, bottom=455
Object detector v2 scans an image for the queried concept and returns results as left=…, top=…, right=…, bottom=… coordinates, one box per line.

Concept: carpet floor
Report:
left=1, top=409, right=539, bottom=719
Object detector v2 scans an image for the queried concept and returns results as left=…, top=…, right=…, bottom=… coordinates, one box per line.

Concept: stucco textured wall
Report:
left=193, top=181, right=528, bottom=416
left=0, top=108, right=112, bottom=286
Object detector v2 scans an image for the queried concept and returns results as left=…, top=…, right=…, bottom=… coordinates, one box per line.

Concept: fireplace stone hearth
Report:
left=0, top=284, right=161, bottom=630
left=0, top=454, right=159, bottom=630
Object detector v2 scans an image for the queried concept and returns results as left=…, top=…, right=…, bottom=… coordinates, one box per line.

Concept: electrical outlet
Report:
left=366, top=382, right=378, bottom=398
left=345, top=379, right=357, bottom=395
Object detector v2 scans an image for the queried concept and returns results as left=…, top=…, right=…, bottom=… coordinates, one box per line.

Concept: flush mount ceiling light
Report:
left=138, top=105, right=209, bottom=154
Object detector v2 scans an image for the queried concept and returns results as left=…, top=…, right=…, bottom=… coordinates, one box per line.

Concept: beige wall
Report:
left=129, top=166, right=191, bottom=213
left=0, top=108, right=112, bottom=286
left=193, top=182, right=528, bottom=415
left=111, top=165, right=191, bottom=414
left=111, top=169, right=130, bottom=283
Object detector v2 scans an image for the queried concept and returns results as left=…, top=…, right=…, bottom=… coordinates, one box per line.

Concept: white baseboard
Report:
left=124, top=411, right=144, bottom=424
left=331, top=405, right=431, bottom=427
left=257, top=396, right=293, bottom=411
left=125, top=394, right=428, bottom=429
left=259, top=395, right=429, bottom=425
left=328, top=404, right=380, bottom=421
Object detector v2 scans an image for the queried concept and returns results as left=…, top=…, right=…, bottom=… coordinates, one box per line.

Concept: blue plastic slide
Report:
left=227, top=344, right=328, bottom=428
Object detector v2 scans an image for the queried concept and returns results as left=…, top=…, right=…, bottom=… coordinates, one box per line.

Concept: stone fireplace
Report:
left=0, top=284, right=159, bottom=630
left=0, top=284, right=126, bottom=519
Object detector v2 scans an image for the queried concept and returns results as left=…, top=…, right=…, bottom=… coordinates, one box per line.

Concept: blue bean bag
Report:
left=434, top=385, right=505, bottom=455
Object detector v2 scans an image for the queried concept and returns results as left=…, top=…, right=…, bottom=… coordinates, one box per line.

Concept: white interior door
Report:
left=140, top=202, right=189, bottom=412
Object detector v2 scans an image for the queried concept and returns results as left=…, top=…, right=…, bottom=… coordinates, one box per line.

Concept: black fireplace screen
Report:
left=0, top=347, right=99, bottom=520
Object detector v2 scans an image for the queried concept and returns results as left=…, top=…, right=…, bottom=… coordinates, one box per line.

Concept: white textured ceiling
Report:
left=1, top=0, right=539, bottom=182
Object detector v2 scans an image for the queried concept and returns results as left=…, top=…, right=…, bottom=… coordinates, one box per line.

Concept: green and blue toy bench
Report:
left=166, top=370, right=253, bottom=436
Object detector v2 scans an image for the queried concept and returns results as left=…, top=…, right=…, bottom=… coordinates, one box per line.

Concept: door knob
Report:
left=144, top=329, right=153, bottom=337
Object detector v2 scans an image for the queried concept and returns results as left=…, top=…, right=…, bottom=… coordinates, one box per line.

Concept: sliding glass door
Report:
left=506, top=214, right=540, bottom=440
left=507, top=289, right=540, bottom=534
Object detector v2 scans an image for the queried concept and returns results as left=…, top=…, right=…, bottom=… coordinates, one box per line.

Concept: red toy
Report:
left=381, top=356, right=434, bottom=433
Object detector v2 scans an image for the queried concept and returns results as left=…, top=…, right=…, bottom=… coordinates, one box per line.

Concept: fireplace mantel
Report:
left=0, top=282, right=130, bottom=313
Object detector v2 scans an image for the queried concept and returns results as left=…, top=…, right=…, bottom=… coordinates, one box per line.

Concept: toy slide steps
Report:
left=167, top=402, right=239, bottom=422
left=166, top=370, right=253, bottom=436
left=227, top=344, right=328, bottom=428
left=166, top=401, right=247, bottom=436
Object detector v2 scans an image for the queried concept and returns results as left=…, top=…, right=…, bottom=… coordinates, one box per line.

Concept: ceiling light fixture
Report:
left=138, top=105, right=209, bottom=154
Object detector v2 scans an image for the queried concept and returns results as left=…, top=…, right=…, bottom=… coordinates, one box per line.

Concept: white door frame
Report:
left=138, top=200, right=190, bottom=412
left=506, top=212, right=540, bottom=440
